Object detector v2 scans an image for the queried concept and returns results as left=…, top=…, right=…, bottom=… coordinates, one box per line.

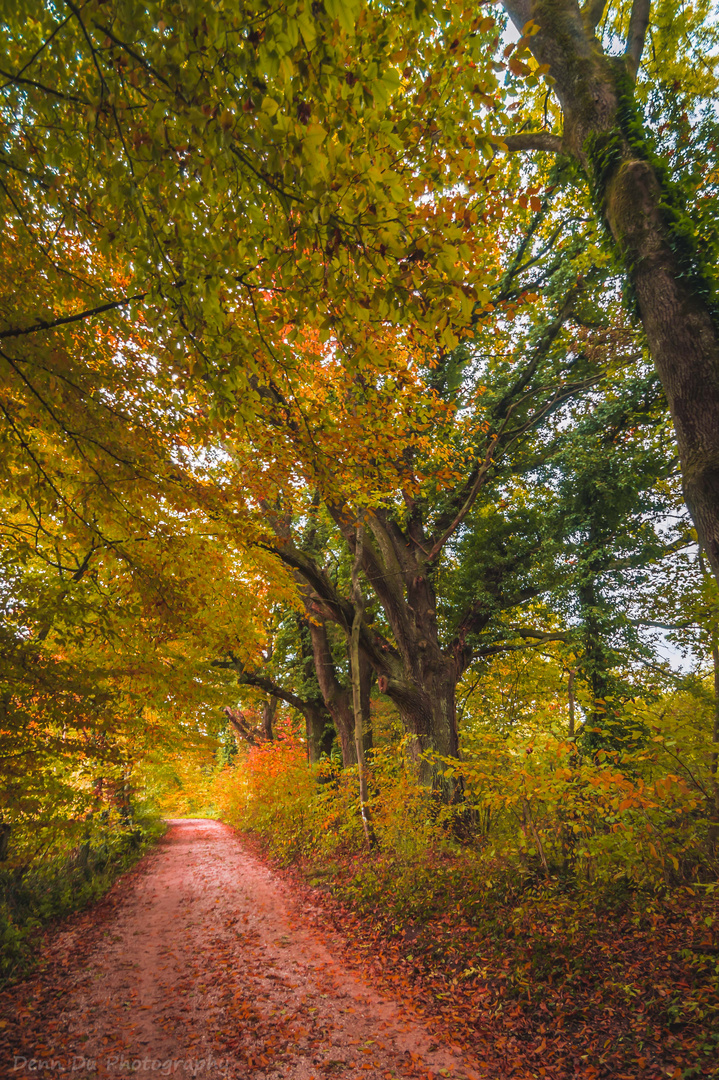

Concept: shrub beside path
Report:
left=0, top=819, right=480, bottom=1080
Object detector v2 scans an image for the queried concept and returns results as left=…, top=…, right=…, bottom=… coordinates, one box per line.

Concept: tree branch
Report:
left=428, top=287, right=581, bottom=559
left=629, top=619, right=695, bottom=631
left=214, top=659, right=317, bottom=718
left=92, top=21, right=182, bottom=98
left=510, top=628, right=570, bottom=642
left=493, top=132, right=563, bottom=154
left=0, top=293, right=147, bottom=340
left=223, top=707, right=261, bottom=746
left=625, top=0, right=651, bottom=80
left=502, top=0, right=533, bottom=34
left=425, top=429, right=503, bottom=562
left=0, top=67, right=88, bottom=103
left=261, top=536, right=396, bottom=676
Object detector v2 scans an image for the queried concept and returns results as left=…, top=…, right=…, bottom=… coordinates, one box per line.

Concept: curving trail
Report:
left=1, top=820, right=481, bottom=1079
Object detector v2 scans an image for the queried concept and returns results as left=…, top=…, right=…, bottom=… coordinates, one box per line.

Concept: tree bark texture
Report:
left=502, top=0, right=719, bottom=584
left=711, top=637, right=719, bottom=833
left=261, top=697, right=277, bottom=742
left=350, top=524, right=376, bottom=847
left=307, top=618, right=357, bottom=767
left=303, top=703, right=334, bottom=765
left=335, top=507, right=461, bottom=793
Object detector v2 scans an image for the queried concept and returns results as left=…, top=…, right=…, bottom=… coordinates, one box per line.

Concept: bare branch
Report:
left=92, top=21, right=182, bottom=98
left=629, top=619, right=695, bottom=630
left=493, top=132, right=563, bottom=154
left=0, top=67, right=88, bottom=104
left=625, top=0, right=651, bottom=80
left=510, top=628, right=570, bottom=642
left=425, top=428, right=503, bottom=562
left=0, top=293, right=147, bottom=340
left=214, top=661, right=315, bottom=718
left=428, top=287, right=581, bottom=559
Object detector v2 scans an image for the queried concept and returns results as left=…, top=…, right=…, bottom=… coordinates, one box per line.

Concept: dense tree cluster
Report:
left=1, top=0, right=718, bottom=853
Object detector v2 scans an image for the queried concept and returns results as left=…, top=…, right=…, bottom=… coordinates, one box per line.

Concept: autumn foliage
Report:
left=2, top=0, right=719, bottom=1073
left=208, top=692, right=719, bottom=1078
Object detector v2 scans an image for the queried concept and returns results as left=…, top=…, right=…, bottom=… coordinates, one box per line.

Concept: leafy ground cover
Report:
left=0, top=821, right=487, bottom=1080
left=235, top=834, right=719, bottom=1080
left=0, top=815, right=164, bottom=987
left=206, top=711, right=719, bottom=1078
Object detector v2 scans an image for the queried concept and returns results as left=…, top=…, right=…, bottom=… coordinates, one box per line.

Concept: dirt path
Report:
left=1, top=820, right=482, bottom=1080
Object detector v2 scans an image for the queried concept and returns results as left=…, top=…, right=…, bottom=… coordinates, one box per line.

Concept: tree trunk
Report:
left=307, top=617, right=357, bottom=767
left=261, top=697, right=277, bottom=742
left=359, top=650, right=374, bottom=756
left=502, top=0, right=719, bottom=586
left=294, top=615, right=338, bottom=763
left=225, top=646, right=334, bottom=762
left=711, top=636, right=719, bottom=845
left=577, top=577, right=617, bottom=746
left=304, top=702, right=335, bottom=765
left=336, top=507, right=462, bottom=794
left=350, top=526, right=376, bottom=847
left=379, top=654, right=460, bottom=794
left=275, top=503, right=468, bottom=794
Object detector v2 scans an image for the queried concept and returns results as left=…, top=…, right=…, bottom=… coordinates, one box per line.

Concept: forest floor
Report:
left=0, top=820, right=482, bottom=1080
left=266, top=843, right=719, bottom=1080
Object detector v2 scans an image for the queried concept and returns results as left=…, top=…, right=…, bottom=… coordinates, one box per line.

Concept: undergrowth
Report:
left=212, top=726, right=719, bottom=1076
left=0, top=813, right=165, bottom=986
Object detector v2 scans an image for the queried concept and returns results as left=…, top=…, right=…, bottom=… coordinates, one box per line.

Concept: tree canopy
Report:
left=2, top=0, right=719, bottom=848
